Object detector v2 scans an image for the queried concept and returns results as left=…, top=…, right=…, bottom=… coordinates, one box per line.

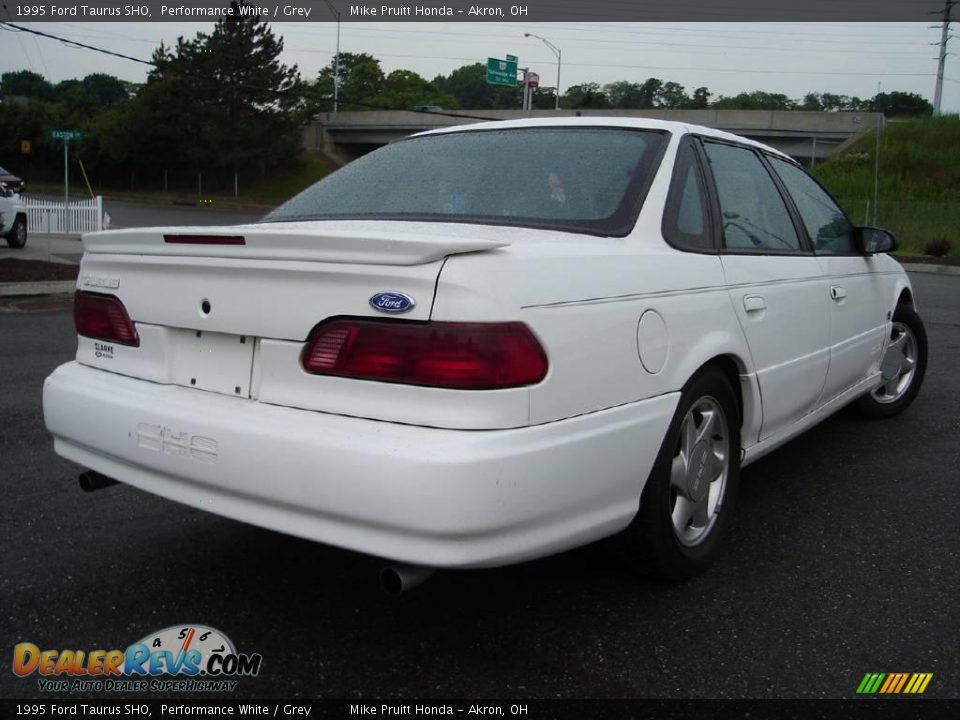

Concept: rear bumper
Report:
left=43, top=362, right=677, bottom=568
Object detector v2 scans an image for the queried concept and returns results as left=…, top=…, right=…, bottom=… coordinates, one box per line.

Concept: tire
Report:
left=854, top=304, right=927, bottom=420
left=5, top=214, right=27, bottom=249
left=632, top=367, right=741, bottom=581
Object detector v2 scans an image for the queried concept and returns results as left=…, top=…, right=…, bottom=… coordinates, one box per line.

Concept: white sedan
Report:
left=43, top=118, right=926, bottom=584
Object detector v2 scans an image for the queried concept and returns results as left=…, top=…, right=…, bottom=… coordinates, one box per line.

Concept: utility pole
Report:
left=933, top=0, right=957, bottom=116
left=64, top=138, right=69, bottom=233
left=323, top=0, right=341, bottom=113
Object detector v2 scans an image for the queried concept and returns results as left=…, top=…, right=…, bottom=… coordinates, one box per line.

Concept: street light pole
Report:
left=524, top=32, right=562, bottom=110
left=323, top=0, right=341, bottom=113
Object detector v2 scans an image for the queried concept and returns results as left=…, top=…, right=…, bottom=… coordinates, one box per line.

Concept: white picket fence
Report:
left=23, top=196, right=105, bottom=234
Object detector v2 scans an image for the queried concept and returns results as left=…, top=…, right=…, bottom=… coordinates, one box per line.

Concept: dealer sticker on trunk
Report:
left=80, top=274, right=121, bottom=290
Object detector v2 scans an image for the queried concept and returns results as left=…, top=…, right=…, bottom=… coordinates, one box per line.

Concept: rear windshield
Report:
left=263, top=127, right=668, bottom=236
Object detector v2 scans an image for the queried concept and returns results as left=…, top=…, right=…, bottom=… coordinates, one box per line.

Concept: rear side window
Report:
left=767, top=156, right=855, bottom=255
left=662, top=138, right=714, bottom=251
left=263, top=128, right=669, bottom=237
left=703, top=141, right=803, bottom=252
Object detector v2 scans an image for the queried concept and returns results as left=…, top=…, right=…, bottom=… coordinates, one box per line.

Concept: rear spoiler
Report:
left=83, top=225, right=510, bottom=266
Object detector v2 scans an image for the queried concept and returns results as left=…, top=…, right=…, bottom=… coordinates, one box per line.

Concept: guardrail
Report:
left=22, top=196, right=104, bottom=234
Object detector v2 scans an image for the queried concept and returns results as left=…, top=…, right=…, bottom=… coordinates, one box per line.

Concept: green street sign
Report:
left=51, top=129, right=83, bottom=141
left=486, top=57, right=518, bottom=87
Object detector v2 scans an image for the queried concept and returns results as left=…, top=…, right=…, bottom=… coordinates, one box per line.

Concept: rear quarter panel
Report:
left=433, top=239, right=754, bottom=426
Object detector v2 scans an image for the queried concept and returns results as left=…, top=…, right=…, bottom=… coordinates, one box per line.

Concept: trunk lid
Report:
left=74, top=220, right=530, bottom=428
left=78, top=220, right=511, bottom=340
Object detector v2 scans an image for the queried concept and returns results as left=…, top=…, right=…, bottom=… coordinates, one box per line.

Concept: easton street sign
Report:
left=51, top=129, right=83, bottom=141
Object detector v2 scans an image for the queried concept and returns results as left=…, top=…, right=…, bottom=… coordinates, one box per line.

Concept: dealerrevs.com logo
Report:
left=12, top=624, right=263, bottom=693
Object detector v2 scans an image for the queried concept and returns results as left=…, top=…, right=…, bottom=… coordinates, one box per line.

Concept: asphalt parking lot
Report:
left=1, top=272, right=957, bottom=701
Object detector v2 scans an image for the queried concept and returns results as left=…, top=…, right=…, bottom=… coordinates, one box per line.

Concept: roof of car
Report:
left=413, top=116, right=791, bottom=159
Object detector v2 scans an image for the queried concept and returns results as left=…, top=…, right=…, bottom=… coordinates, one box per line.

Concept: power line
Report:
left=0, top=22, right=155, bottom=66
left=326, top=21, right=939, bottom=49
left=287, top=45, right=940, bottom=78
left=1, top=19, right=945, bottom=105
left=0, top=21, right=500, bottom=121
left=327, top=26, right=932, bottom=57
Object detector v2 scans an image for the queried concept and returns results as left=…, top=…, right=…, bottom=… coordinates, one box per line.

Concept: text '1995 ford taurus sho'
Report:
left=43, top=119, right=927, bottom=586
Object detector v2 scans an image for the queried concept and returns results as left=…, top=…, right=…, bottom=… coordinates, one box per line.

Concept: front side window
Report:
left=703, top=141, right=803, bottom=252
left=263, top=128, right=668, bottom=236
left=767, top=156, right=855, bottom=255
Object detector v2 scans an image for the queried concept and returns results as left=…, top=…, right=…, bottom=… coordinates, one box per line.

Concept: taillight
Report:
left=301, top=319, right=548, bottom=390
left=74, top=291, right=140, bottom=347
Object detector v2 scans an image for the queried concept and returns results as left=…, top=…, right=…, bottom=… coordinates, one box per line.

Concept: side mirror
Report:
left=854, top=226, right=898, bottom=255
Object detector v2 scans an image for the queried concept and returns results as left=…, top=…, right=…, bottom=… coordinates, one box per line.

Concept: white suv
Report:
left=0, top=183, right=27, bottom=248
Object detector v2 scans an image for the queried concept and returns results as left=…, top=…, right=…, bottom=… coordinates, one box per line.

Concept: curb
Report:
left=31, top=233, right=83, bottom=241
left=0, top=281, right=76, bottom=297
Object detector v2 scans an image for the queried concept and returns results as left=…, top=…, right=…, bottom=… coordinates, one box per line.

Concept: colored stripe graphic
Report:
left=857, top=672, right=932, bottom=694
left=857, top=673, right=885, bottom=694
left=879, top=674, right=896, bottom=693
left=892, top=673, right=909, bottom=693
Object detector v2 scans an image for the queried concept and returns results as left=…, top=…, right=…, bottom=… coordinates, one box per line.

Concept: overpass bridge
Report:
left=304, top=109, right=880, bottom=166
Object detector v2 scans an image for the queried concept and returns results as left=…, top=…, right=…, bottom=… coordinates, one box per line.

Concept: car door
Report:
left=700, top=139, right=831, bottom=442
left=765, top=155, right=888, bottom=404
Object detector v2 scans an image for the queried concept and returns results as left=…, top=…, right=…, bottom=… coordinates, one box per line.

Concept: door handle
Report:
left=743, top=295, right=766, bottom=313
left=830, top=285, right=847, bottom=301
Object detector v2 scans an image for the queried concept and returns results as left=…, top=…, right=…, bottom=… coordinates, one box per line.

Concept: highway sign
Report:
left=486, top=57, right=518, bottom=87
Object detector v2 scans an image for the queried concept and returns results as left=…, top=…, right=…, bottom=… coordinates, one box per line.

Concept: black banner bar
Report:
left=2, top=699, right=959, bottom=719
left=0, top=0, right=952, bottom=24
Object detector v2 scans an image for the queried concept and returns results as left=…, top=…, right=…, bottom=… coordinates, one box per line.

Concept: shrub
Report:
left=924, top=237, right=952, bottom=257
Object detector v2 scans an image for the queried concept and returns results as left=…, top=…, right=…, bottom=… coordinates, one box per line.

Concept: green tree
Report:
left=713, top=91, right=796, bottom=110
left=50, top=75, right=130, bottom=125
left=0, top=70, right=53, bottom=101
left=434, top=63, right=489, bottom=108
left=870, top=91, right=932, bottom=117
left=0, top=98, right=51, bottom=177
left=132, top=3, right=304, bottom=186
left=316, top=52, right=385, bottom=110
left=372, top=70, right=458, bottom=109
left=79, top=74, right=131, bottom=106
left=687, top=86, right=712, bottom=109
left=801, top=92, right=867, bottom=112
left=636, top=78, right=664, bottom=109
left=531, top=88, right=558, bottom=110
left=604, top=81, right=644, bottom=109
left=659, top=81, right=689, bottom=109
left=433, top=63, right=522, bottom=109
left=562, top=82, right=610, bottom=109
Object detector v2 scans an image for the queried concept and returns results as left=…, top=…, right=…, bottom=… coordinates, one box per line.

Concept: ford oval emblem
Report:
left=369, top=292, right=416, bottom=314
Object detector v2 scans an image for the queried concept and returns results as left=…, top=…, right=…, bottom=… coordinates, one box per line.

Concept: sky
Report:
left=3, top=21, right=958, bottom=112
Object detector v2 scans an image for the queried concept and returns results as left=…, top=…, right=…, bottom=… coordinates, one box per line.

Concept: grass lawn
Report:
left=814, top=116, right=960, bottom=256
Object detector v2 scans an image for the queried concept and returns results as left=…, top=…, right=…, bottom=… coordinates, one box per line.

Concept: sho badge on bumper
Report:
left=136, top=423, right=219, bottom=464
